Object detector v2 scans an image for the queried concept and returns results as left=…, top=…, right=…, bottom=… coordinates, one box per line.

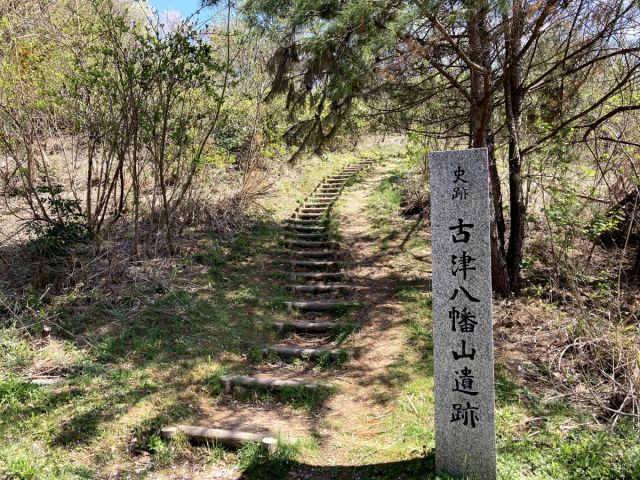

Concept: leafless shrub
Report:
left=556, top=308, right=640, bottom=425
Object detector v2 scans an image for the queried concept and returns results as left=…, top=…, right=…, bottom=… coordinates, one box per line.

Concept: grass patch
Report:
left=0, top=217, right=291, bottom=475
left=334, top=318, right=359, bottom=345
left=237, top=436, right=312, bottom=479
left=225, top=384, right=336, bottom=414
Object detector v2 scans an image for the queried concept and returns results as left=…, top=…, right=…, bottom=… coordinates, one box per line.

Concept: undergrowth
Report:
left=363, top=155, right=640, bottom=479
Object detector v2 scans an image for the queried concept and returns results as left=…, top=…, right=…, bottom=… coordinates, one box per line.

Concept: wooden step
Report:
left=317, top=188, right=340, bottom=193
left=286, top=240, right=338, bottom=249
left=284, top=222, right=325, bottom=228
left=295, top=213, right=325, bottom=220
left=27, top=377, right=68, bottom=386
left=285, top=301, right=359, bottom=312
left=288, top=260, right=342, bottom=269
left=161, top=425, right=277, bottom=452
left=289, top=283, right=352, bottom=293
left=263, top=345, right=354, bottom=360
left=289, top=232, right=330, bottom=239
left=220, top=375, right=321, bottom=393
left=297, top=207, right=328, bottom=214
left=285, top=250, right=337, bottom=259
left=285, top=218, right=324, bottom=224
left=285, top=225, right=327, bottom=232
left=303, top=204, right=332, bottom=209
left=290, top=272, right=344, bottom=281
left=311, top=197, right=338, bottom=201
left=275, top=320, right=338, bottom=333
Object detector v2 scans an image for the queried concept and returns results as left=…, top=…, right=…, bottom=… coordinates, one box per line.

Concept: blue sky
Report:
left=147, top=0, right=203, bottom=18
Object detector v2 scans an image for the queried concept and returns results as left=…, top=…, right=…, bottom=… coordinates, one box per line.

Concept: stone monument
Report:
left=429, top=148, right=496, bottom=479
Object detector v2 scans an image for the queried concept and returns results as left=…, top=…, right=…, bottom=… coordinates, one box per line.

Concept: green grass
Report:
left=0, top=219, right=292, bottom=477
left=366, top=173, right=404, bottom=250
left=218, top=384, right=336, bottom=414
left=360, top=277, right=640, bottom=479
left=236, top=436, right=315, bottom=479
left=0, top=147, right=389, bottom=478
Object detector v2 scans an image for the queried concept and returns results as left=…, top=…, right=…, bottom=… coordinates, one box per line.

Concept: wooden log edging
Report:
left=161, top=425, right=278, bottom=453
left=263, top=345, right=354, bottom=360
left=285, top=301, right=359, bottom=313
left=285, top=250, right=337, bottom=259
left=289, top=283, right=352, bottom=293
left=289, top=271, right=344, bottom=281
left=274, top=320, right=338, bottom=333
left=27, top=377, right=68, bottom=386
left=220, top=375, right=321, bottom=393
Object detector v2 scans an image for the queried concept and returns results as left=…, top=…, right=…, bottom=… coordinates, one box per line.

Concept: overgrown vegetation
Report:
left=1, top=0, right=639, bottom=477
left=364, top=162, right=640, bottom=479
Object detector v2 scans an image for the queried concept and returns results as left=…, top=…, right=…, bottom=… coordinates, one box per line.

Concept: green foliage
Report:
left=248, top=344, right=266, bottom=363
left=243, top=0, right=412, bottom=155
left=4, top=454, right=39, bottom=480
left=334, top=319, right=359, bottom=345
left=0, top=375, right=51, bottom=417
left=0, top=330, right=35, bottom=372
left=25, top=185, right=89, bottom=256
left=542, top=185, right=585, bottom=257
left=203, top=368, right=229, bottom=396
left=587, top=207, right=626, bottom=241
left=147, top=434, right=173, bottom=464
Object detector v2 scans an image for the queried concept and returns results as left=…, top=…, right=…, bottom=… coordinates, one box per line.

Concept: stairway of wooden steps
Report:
left=162, top=160, right=374, bottom=452
left=267, top=161, right=372, bottom=363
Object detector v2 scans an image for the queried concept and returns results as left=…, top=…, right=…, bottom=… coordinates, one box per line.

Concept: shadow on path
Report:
left=239, top=450, right=440, bottom=480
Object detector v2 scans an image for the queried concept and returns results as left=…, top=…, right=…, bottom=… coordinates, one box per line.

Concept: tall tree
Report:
left=243, top=0, right=640, bottom=294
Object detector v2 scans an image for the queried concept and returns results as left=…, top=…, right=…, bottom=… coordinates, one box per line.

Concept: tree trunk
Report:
left=467, top=0, right=511, bottom=296
left=503, top=0, right=527, bottom=292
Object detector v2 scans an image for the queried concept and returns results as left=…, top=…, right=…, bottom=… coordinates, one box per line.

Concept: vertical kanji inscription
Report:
left=430, top=148, right=496, bottom=479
